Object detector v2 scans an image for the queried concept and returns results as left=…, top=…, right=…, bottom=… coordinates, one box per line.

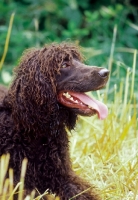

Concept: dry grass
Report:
left=70, top=98, right=138, bottom=200
left=69, top=46, right=138, bottom=199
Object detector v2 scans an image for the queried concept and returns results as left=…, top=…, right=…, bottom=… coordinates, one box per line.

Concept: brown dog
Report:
left=0, top=42, right=109, bottom=200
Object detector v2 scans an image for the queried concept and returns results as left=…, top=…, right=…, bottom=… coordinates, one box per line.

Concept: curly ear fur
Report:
left=3, top=43, right=83, bottom=133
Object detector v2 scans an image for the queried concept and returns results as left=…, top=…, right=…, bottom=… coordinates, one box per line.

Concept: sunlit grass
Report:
left=71, top=97, right=137, bottom=199
left=69, top=49, right=137, bottom=200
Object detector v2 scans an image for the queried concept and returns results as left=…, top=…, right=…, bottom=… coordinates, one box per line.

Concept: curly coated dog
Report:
left=0, top=42, right=109, bottom=200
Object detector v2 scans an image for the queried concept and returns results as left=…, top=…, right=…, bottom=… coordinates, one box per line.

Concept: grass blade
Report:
left=0, top=13, right=15, bottom=70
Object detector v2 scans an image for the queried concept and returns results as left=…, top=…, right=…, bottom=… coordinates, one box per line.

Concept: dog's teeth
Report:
left=66, top=92, right=70, bottom=97
left=63, top=92, right=71, bottom=98
left=66, top=95, right=71, bottom=98
left=88, top=105, right=92, bottom=109
left=63, top=93, right=79, bottom=103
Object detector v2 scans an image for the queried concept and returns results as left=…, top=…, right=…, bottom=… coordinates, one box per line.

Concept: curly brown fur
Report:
left=0, top=85, right=8, bottom=101
left=0, top=42, right=109, bottom=200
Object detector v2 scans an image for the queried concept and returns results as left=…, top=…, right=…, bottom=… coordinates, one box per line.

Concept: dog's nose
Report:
left=98, top=68, right=110, bottom=78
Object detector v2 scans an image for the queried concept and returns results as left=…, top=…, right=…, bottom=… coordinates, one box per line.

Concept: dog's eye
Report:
left=62, top=63, right=69, bottom=68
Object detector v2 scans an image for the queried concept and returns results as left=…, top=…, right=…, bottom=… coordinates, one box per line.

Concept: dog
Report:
left=0, top=42, right=109, bottom=199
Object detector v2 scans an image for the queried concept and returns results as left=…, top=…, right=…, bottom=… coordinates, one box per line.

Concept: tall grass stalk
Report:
left=0, top=13, right=15, bottom=70
left=106, top=24, right=117, bottom=98
left=0, top=154, right=10, bottom=194
left=8, top=169, right=14, bottom=200
left=18, top=159, right=28, bottom=200
left=123, top=68, right=130, bottom=106
left=8, top=182, right=22, bottom=200
left=130, top=50, right=137, bottom=100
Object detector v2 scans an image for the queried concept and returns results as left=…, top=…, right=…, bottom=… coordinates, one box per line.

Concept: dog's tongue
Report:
left=70, top=92, right=108, bottom=120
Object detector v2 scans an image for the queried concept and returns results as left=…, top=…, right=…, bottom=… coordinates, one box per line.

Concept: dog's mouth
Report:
left=57, top=91, right=108, bottom=119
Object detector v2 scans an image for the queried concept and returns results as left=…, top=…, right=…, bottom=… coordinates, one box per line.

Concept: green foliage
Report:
left=0, top=0, right=138, bottom=97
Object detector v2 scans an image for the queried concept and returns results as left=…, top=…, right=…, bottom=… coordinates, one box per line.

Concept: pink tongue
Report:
left=70, top=92, right=108, bottom=120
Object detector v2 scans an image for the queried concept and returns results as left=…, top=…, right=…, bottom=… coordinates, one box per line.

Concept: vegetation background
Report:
left=0, top=0, right=138, bottom=95
left=0, top=0, right=138, bottom=199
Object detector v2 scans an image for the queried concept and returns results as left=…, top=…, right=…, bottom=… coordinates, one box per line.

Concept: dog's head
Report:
left=5, top=42, right=109, bottom=132
left=38, top=42, right=109, bottom=120
left=56, top=59, right=109, bottom=119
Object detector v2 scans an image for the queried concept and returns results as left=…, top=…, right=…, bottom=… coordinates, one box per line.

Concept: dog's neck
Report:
left=2, top=95, right=77, bottom=139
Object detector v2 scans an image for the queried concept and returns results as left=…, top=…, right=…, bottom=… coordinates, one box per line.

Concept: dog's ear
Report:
left=4, top=48, right=59, bottom=133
